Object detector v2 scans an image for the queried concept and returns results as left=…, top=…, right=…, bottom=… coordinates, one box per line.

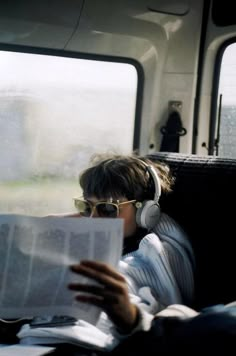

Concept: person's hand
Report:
left=68, top=260, right=139, bottom=333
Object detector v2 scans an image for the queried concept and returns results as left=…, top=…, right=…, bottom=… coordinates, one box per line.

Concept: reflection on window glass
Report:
left=0, top=51, right=137, bottom=215
left=218, top=44, right=236, bottom=157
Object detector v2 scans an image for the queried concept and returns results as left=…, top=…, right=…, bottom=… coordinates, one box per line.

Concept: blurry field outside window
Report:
left=0, top=51, right=137, bottom=215
left=218, top=43, right=236, bottom=157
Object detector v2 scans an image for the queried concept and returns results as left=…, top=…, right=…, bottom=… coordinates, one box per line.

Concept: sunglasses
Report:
left=73, top=198, right=137, bottom=218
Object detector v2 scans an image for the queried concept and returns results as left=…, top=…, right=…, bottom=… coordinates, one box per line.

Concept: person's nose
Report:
left=90, top=206, right=99, bottom=218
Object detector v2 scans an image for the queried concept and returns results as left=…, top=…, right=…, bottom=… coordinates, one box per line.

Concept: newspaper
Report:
left=0, top=344, right=55, bottom=356
left=0, top=214, right=123, bottom=325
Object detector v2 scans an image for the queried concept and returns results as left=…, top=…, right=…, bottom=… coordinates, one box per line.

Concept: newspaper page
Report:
left=0, top=215, right=123, bottom=324
left=0, top=344, right=55, bottom=356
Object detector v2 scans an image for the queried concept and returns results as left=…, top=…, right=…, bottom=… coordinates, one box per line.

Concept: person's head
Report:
left=75, top=154, right=174, bottom=238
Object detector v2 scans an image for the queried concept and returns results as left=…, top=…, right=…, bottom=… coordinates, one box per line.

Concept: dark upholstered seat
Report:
left=147, top=152, right=236, bottom=310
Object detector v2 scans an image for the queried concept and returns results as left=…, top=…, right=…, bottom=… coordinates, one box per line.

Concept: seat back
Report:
left=148, top=152, right=236, bottom=310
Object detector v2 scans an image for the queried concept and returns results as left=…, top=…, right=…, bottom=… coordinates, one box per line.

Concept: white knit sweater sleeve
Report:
left=119, top=213, right=195, bottom=314
left=112, top=303, right=198, bottom=341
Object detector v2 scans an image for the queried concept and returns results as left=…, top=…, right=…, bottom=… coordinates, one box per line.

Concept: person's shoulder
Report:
left=159, top=212, right=181, bottom=228
left=152, top=213, right=194, bottom=260
left=153, top=212, right=188, bottom=241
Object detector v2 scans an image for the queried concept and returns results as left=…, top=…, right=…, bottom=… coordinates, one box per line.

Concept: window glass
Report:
left=0, top=51, right=137, bottom=215
left=218, top=43, right=236, bottom=157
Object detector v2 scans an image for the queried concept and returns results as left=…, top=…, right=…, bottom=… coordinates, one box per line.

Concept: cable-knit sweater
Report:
left=95, top=212, right=195, bottom=341
left=119, top=212, right=195, bottom=315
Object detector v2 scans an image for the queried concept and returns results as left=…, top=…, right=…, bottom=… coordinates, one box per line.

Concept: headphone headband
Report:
left=137, top=159, right=161, bottom=203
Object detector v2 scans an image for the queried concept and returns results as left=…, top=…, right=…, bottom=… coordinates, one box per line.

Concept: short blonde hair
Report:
left=79, top=154, right=174, bottom=201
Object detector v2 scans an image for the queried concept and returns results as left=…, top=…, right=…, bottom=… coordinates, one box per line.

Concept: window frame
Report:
left=208, top=37, right=236, bottom=155
left=0, top=43, right=144, bottom=153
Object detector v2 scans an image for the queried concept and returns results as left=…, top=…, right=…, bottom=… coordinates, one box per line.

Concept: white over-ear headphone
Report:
left=135, top=159, right=161, bottom=230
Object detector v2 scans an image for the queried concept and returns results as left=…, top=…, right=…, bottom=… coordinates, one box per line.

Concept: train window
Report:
left=217, top=43, right=236, bottom=157
left=0, top=50, right=138, bottom=215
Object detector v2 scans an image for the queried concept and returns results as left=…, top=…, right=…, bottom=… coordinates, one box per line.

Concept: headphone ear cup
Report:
left=136, top=200, right=161, bottom=230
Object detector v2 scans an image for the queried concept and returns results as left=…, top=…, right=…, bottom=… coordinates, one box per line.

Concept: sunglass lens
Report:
left=96, top=203, right=118, bottom=217
left=74, top=200, right=91, bottom=217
